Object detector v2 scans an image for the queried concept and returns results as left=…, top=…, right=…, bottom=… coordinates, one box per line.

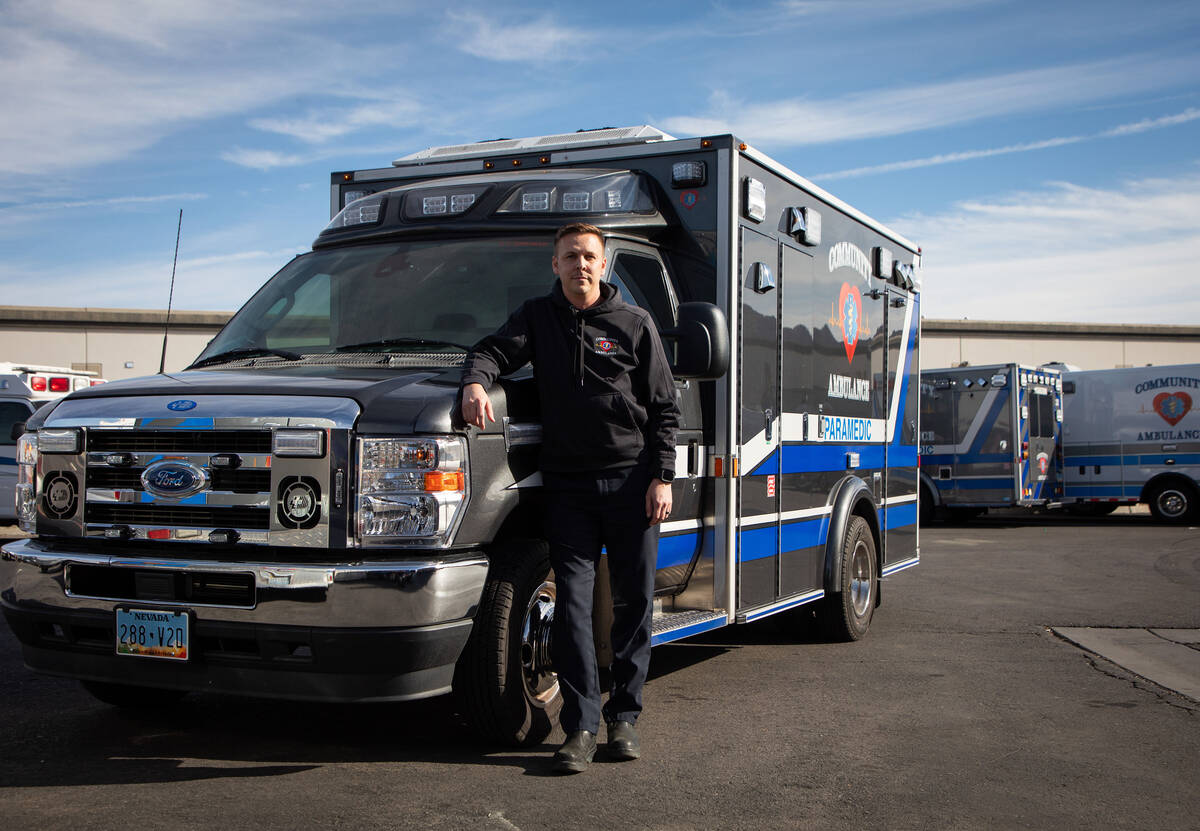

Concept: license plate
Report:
left=115, top=608, right=189, bottom=661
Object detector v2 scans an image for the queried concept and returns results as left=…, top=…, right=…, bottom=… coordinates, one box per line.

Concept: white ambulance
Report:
left=0, top=363, right=104, bottom=521
left=1060, top=363, right=1199, bottom=522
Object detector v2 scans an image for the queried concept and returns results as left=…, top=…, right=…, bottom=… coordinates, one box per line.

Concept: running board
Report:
left=650, top=609, right=728, bottom=646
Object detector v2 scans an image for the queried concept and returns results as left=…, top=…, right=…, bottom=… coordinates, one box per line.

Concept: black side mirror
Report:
left=662, top=302, right=729, bottom=380
left=11, top=421, right=26, bottom=442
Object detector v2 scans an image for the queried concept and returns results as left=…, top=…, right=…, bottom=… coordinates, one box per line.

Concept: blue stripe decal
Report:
left=781, top=519, right=826, bottom=553
left=882, top=556, right=919, bottom=577
left=657, top=532, right=699, bottom=570
left=952, top=478, right=1016, bottom=490
left=885, top=503, right=917, bottom=530
left=1064, top=454, right=1123, bottom=466
left=739, top=524, right=778, bottom=562
left=0, top=457, right=16, bottom=467
left=1063, top=453, right=1199, bottom=467
left=740, top=518, right=828, bottom=563
left=651, top=614, right=728, bottom=647
left=743, top=589, right=824, bottom=622
left=1064, top=485, right=1141, bottom=498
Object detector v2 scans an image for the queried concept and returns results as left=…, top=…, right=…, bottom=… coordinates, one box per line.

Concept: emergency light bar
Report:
left=393, top=125, right=675, bottom=167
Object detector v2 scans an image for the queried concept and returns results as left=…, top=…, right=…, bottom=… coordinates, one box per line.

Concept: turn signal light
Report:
left=424, top=471, right=464, bottom=492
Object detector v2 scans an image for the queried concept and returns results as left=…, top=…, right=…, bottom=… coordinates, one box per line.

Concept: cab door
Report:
left=605, top=243, right=705, bottom=594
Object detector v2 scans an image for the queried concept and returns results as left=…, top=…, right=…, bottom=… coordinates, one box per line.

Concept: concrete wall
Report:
left=921, top=320, right=1200, bottom=371
left=2, top=306, right=1198, bottom=382
left=0, top=307, right=228, bottom=381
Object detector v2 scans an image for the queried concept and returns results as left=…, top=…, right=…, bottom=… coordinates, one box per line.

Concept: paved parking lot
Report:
left=1, top=514, right=1197, bottom=830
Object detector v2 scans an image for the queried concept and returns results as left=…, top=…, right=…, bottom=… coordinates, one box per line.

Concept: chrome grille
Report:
left=88, top=430, right=272, bottom=454
left=87, top=504, right=270, bottom=529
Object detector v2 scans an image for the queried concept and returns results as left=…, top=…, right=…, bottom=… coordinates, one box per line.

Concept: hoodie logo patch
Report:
left=594, top=337, right=617, bottom=355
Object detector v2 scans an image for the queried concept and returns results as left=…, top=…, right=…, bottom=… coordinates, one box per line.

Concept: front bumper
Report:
left=0, top=538, right=488, bottom=701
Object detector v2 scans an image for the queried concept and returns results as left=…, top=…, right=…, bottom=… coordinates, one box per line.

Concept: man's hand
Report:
left=461, top=383, right=495, bottom=429
left=646, top=478, right=673, bottom=525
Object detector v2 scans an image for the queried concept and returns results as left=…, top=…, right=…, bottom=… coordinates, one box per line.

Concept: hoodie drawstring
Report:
left=574, top=310, right=585, bottom=388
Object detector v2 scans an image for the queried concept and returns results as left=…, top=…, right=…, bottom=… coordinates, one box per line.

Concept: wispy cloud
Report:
left=0, top=3, right=362, bottom=173
left=894, top=173, right=1200, bottom=324
left=248, top=98, right=423, bottom=144
left=814, top=108, right=1200, bottom=180
left=660, top=54, right=1200, bottom=147
left=446, top=10, right=588, bottom=63
left=777, top=0, right=993, bottom=17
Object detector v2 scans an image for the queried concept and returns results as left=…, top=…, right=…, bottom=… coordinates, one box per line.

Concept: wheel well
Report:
left=1141, top=473, right=1199, bottom=503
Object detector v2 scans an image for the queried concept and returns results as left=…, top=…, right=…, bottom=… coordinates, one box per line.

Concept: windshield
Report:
left=197, top=237, right=555, bottom=362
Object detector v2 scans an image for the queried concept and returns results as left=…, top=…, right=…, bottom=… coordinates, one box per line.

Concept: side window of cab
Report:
left=607, top=250, right=677, bottom=330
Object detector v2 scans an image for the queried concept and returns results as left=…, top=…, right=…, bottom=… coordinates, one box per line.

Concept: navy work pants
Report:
left=543, top=467, right=657, bottom=735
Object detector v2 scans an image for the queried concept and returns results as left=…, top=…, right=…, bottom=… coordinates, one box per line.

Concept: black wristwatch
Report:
left=655, top=469, right=675, bottom=483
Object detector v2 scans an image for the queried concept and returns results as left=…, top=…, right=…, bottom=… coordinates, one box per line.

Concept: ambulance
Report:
left=1060, top=363, right=1199, bottom=522
left=0, top=363, right=103, bottom=521
left=918, top=363, right=1062, bottom=519
left=2, top=126, right=921, bottom=744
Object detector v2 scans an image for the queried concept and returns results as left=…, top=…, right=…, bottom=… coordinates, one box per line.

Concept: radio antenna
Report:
left=159, top=209, right=183, bottom=374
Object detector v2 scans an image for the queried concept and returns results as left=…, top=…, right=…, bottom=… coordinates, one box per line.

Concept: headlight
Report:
left=16, top=432, right=38, bottom=532
left=357, top=437, right=467, bottom=544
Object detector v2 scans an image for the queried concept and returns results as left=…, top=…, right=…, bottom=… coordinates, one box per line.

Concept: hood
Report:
left=48, top=366, right=468, bottom=435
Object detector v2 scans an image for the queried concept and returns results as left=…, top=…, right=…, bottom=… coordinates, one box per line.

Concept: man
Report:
left=460, top=222, right=680, bottom=773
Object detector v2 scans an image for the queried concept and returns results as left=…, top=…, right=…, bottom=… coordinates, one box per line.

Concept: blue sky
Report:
left=1, top=0, right=1198, bottom=324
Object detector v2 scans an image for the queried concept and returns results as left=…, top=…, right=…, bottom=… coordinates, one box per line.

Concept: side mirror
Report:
left=663, top=302, right=729, bottom=380
left=11, top=421, right=26, bottom=442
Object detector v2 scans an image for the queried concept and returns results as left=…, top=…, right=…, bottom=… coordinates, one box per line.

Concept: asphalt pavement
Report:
left=1, top=513, right=1197, bottom=830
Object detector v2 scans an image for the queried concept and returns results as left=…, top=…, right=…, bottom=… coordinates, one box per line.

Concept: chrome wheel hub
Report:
left=520, top=580, right=559, bottom=705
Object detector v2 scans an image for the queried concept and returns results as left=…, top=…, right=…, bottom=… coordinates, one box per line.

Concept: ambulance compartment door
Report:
left=737, top=227, right=782, bottom=611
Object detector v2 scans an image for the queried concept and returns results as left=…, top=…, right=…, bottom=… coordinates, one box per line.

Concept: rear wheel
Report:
left=453, top=541, right=561, bottom=746
left=1146, top=481, right=1197, bottom=523
left=819, top=516, right=877, bottom=642
left=81, top=680, right=187, bottom=708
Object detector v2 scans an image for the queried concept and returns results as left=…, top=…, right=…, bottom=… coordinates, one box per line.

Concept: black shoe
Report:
left=552, top=730, right=597, bottom=774
left=605, top=720, right=641, bottom=761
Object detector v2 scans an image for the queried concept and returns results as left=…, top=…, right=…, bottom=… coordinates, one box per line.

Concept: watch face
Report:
left=660, top=470, right=675, bottom=482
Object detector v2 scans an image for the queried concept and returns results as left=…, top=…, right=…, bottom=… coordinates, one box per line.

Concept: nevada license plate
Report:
left=115, top=608, right=189, bottom=661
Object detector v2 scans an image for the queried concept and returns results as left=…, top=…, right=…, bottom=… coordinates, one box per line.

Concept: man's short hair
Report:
left=554, top=222, right=604, bottom=247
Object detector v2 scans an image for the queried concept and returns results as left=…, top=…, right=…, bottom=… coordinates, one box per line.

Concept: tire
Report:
left=819, top=515, right=877, bottom=642
left=1146, top=480, right=1197, bottom=523
left=81, top=680, right=188, bottom=708
left=453, top=541, right=561, bottom=746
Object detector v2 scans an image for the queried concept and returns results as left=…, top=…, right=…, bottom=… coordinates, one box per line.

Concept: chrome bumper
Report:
left=0, top=538, right=488, bottom=629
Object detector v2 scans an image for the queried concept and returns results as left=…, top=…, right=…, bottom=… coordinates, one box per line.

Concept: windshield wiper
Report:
left=189, top=346, right=304, bottom=369
left=334, top=337, right=471, bottom=353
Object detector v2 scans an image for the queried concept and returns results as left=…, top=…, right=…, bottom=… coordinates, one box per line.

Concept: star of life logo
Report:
left=828, top=282, right=871, bottom=363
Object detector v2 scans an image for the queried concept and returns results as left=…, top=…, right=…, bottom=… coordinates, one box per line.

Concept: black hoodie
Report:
left=462, top=281, right=680, bottom=476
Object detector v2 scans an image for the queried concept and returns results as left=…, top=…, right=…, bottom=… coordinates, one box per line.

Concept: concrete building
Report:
left=1, top=305, right=1197, bottom=383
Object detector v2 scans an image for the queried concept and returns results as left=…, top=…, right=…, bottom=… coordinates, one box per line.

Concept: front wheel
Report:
left=1146, top=481, right=1197, bottom=523
left=819, top=515, right=877, bottom=642
left=453, top=541, right=561, bottom=746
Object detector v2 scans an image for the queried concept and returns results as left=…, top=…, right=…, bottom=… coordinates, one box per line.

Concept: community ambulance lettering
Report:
left=828, top=241, right=871, bottom=285
left=827, top=373, right=871, bottom=402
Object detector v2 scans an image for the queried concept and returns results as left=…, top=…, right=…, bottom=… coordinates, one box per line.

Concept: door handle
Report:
left=764, top=409, right=774, bottom=442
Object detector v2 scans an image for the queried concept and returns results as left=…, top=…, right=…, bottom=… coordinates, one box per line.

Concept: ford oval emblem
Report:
left=141, top=460, right=209, bottom=499
left=167, top=399, right=197, bottom=412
